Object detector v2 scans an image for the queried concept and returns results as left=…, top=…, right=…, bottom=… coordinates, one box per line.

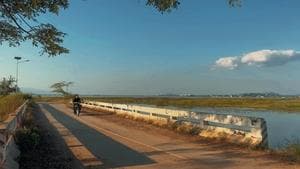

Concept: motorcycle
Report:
left=73, top=102, right=81, bottom=116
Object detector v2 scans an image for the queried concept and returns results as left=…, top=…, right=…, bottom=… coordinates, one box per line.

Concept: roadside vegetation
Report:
left=286, top=143, right=300, bottom=162
left=0, top=94, right=27, bottom=121
left=279, top=141, right=300, bottom=162
left=85, top=97, right=300, bottom=113
left=0, top=75, right=32, bottom=121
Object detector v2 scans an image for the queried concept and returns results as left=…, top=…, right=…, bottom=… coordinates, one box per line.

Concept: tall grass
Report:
left=0, top=94, right=26, bottom=121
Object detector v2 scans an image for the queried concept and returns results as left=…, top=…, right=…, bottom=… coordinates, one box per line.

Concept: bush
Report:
left=15, top=127, right=41, bottom=153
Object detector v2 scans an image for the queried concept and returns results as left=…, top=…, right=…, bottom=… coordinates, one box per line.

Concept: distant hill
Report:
left=235, top=92, right=281, bottom=98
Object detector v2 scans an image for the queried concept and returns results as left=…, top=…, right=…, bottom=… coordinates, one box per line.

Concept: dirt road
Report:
left=37, top=103, right=300, bottom=169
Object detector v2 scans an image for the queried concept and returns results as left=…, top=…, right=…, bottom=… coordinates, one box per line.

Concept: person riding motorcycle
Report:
left=72, top=94, right=82, bottom=115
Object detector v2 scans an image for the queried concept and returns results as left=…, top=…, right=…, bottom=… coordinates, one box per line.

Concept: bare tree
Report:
left=50, top=81, right=74, bottom=96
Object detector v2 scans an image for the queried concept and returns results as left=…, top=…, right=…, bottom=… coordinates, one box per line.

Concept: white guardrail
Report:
left=82, top=100, right=268, bottom=148
left=0, top=100, right=28, bottom=169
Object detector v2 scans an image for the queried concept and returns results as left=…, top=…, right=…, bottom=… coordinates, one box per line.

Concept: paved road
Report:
left=38, top=103, right=300, bottom=169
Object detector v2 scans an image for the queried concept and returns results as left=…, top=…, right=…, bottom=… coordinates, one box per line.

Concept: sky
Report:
left=1, top=0, right=300, bottom=95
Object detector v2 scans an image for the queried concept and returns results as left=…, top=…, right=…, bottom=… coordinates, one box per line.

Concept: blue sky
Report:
left=1, top=0, right=300, bottom=95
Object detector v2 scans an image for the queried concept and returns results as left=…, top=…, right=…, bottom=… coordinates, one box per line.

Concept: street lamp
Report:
left=14, top=57, right=30, bottom=92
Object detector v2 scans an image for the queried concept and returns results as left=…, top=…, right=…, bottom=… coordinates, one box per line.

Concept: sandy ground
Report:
left=36, top=102, right=300, bottom=169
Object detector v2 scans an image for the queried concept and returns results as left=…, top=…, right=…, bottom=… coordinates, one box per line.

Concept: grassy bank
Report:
left=84, top=97, right=300, bottom=112
left=0, top=94, right=26, bottom=121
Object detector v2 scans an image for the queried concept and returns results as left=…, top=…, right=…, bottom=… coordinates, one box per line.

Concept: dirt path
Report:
left=38, top=103, right=300, bottom=169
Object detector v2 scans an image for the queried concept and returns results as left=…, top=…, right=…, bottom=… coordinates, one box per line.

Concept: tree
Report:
left=0, top=0, right=69, bottom=56
left=0, top=76, right=17, bottom=95
left=146, top=0, right=241, bottom=13
left=65, top=81, right=73, bottom=93
left=1, top=0, right=241, bottom=57
left=50, top=81, right=73, bottom=96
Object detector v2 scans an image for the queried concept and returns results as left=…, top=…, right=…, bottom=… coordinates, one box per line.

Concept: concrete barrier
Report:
left=0, top=100, right=28, bottom=169
left=81, top=101, right=268, bottom=148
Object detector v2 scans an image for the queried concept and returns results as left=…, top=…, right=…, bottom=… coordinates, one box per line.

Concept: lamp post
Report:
left=14, top=57, right=30, bottom=92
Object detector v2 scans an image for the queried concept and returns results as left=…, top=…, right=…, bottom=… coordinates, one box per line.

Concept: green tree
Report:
left=0, top=76, right=17, bottom=95
left=50, top=81, right=73, bottom=96
left=0, top=0, right=69, bottom=56
left=146, top=0, right=241, bottom=13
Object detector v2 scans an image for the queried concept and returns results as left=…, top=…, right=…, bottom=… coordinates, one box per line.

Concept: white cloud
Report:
left=214, top=57, right=239, bottom=70
left=241, top=49, right=300, bottom=66
left=214, top=49, right=300, bottom=70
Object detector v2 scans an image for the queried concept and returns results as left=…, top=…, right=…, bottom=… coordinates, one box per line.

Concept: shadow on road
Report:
left=41, top=103, right=155, bottom=168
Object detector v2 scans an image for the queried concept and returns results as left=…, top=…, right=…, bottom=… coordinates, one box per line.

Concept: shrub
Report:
left=15, top=127, right=41, bottom=152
